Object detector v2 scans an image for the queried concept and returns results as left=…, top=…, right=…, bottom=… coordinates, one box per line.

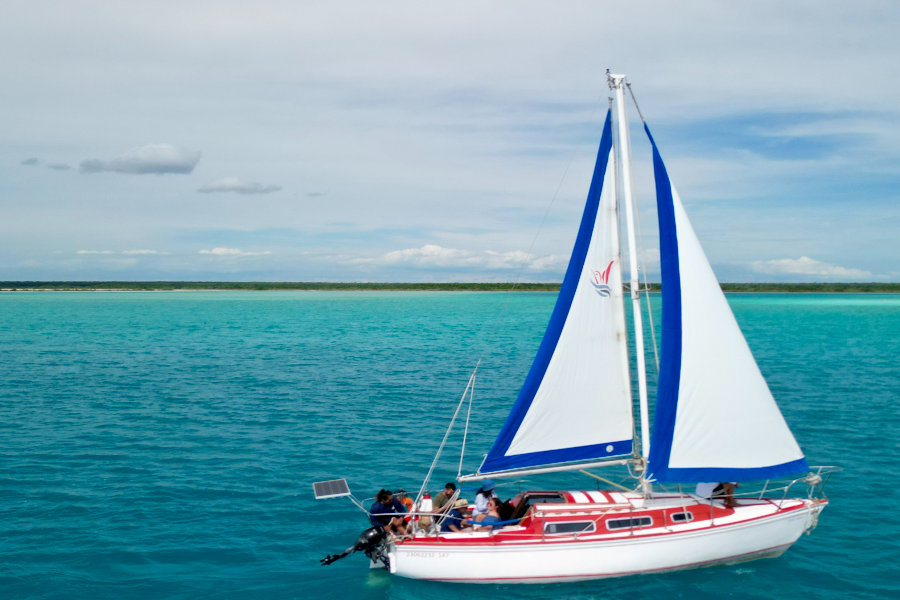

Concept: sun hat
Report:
left=453, top=498, right=469, bottom=509
left=481, top=479, right=496, bottom=491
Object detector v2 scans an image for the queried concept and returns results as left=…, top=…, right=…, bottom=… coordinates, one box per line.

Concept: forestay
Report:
left=644, top=124, right=809, bottom=483
left=479, top=110, right=635, bottom=475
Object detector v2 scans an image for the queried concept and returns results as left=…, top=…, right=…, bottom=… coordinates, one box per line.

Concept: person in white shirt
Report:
left=471, top=479, right=499, bottom=523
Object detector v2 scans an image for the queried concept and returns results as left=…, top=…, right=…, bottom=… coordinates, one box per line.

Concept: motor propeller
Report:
left=320, top=527, right=388, bottom=566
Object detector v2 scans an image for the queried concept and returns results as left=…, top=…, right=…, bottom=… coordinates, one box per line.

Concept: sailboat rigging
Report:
left=316, top=73, right=837, bottom=583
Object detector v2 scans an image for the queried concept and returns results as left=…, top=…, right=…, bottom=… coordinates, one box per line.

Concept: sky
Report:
left=2, top=0, right=899, bottom=282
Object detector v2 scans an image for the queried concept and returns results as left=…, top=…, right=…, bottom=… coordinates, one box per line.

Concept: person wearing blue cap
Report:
left=471, top=479, right=499, bottom=523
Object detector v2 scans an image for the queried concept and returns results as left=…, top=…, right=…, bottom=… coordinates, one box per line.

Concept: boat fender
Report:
left=418, top=494, right=433, bottom=529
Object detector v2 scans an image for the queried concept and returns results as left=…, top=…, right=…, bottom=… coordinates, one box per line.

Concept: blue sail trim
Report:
left=644, top=123, right=683, bottom=484
left=479, top=440, right=633, bottom=474
left=479, top=110, right=616, bottom=476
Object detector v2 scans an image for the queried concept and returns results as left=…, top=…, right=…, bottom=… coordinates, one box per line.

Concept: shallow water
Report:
left=0, top=292, right=896, bottom=599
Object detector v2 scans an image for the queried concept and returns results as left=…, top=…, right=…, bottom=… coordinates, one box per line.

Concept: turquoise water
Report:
left=1, top=292, right=896, bottom=599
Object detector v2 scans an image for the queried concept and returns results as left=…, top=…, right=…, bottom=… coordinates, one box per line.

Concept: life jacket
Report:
left=399, top=495, right=414, bottom=522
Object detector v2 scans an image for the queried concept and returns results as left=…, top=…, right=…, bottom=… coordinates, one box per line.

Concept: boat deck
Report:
left=399, top=490, right=821, bottom=547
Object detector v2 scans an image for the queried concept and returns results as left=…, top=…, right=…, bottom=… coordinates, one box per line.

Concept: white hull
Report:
left=389, top=499, right=822, bottom=583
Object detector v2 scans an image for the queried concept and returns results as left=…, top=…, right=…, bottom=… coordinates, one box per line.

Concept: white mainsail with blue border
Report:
left=644, top=124, right=809, bottom=483
left=479, top=110, right=635, bottom=475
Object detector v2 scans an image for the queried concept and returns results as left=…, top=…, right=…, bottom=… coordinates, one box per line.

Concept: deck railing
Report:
left=380, top=466, right=840, bottom=543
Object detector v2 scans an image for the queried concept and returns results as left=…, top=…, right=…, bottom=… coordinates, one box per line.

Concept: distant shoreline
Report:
left=2, top=281, right=900, bottom=293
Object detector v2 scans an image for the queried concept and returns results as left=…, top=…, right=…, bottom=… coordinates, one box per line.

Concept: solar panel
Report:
left=314, top=478, right=351, bottom=499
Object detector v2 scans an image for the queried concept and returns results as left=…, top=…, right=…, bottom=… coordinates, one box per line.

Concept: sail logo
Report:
left=590, top=261, right=615, bottom=297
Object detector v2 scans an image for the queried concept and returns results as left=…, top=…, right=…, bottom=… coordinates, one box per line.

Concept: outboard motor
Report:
left=320, top=527, right=390, bottom=568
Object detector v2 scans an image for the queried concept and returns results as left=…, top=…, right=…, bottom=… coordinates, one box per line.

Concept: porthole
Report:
left=544, top=521, right=596, bottom=535
left=606, top=516, right=652, bottom=531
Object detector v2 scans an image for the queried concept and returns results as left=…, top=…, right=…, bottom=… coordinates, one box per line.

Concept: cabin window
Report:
left=605, top=516, right=653, bottom=531
left=512, top=493, right=567, bottom=520
left=543, top=521, right=596, bottom=535
left=527, top=493, right=567, bottom=503
left=671, top=511, right=693, bottom=523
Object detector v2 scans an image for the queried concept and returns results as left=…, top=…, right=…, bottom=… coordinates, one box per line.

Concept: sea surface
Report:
left=0, top=291, right=896, bottom=599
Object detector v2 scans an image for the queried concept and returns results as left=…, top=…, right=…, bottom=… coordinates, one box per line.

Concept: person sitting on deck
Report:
left=432, top=482, right=457, bottom=515
left=474, top=497, right=506, bottom=531
left=695, top=482, right=738, bottom=508
left=471, top=479, right=498, bottom=523
left=440, top=498, right=469, bottom=533
left=369, top=489, right=408, bottom=535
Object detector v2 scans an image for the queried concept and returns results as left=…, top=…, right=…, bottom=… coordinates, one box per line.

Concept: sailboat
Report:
left=316, top=73, right=836, bottom=583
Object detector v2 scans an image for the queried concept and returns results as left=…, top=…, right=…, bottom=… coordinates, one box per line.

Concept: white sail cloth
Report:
left=645, top=125, right=808, bottom=483
left=479, top=110, right=634, bottom=475
left=505, top=148, right=632, bottom=457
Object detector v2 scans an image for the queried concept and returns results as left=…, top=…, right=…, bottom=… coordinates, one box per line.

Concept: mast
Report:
left=609, top=73, right=650, bottom=467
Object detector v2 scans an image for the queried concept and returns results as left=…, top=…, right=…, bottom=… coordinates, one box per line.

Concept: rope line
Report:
left=625, top=80, right=660, bottom=372
left=458, top=368, right=477, bottom=478
left=633, top=190, right=660, bottom=372
left=578, top=470, right=634, bottom=492
left=625, top=82, right=645, bottom=124
left=416, top=369, right=476, bottom=505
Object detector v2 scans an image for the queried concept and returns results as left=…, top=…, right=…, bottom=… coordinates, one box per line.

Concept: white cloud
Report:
left=528, top=254, right=569, bottom=271
left=369, top=244, right=566, bottom=272
left=198, top=177, right=282, bottom=195
left=47, top=163, right=70, bottom=171
left=750, top=256, right=873, bottom=279
left=5, top=3, right=900, bottom=282
left=380, top=244, right=495, bottom=268
left=76, top=250, right=114, bottom=254
left=199, top=247, right=272, bottom=256
left=20, top=157, right=39, bottom=166
left=80, top=144, right=201, bottom=175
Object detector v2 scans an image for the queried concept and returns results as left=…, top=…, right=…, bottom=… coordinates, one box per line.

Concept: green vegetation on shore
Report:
left=719, top=282, right=900, bottom=293
left=2, top=281, right=900, bottom=292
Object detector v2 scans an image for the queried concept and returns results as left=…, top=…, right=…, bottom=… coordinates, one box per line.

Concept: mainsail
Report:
left=644, top=125, right=809, bottom=483
left=479, top=110, right=635, bottom=475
